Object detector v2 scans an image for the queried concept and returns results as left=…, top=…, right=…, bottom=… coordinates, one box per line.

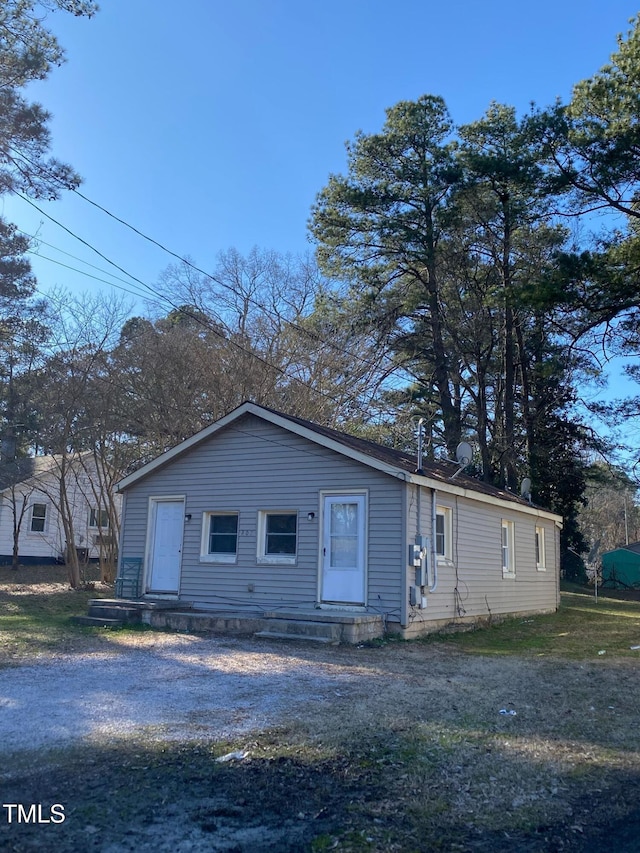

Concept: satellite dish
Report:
left=521, top=477, right=532, bottom=498
left=455, top=442, right=473, bottom=467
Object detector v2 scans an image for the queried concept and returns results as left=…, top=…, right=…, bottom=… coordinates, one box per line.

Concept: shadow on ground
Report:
left=2, top=738, right=640, bottom=853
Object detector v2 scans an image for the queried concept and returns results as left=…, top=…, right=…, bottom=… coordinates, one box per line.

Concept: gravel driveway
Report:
left=0, top=633, right=368, bottom=754
left=3, top=624, right=640, bottom=852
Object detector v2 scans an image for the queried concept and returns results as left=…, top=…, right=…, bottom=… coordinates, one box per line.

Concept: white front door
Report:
left=148, top=498, right=184, bottom=593
left=321, top=494, right=366, bottom=605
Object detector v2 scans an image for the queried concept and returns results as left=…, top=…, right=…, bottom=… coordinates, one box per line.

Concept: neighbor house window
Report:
left=200, top=512, right=239, bottom=563
left=30, top=503, right=47, bottom=533
left=535, top=525, right=546, bottom=570
left=435, top=506, right=452, bottom=561
left=89, top=508, right=110, bottom=529
left=502, top=520, right=515, bottom=576
left=258, top=511, right=297, bottom=563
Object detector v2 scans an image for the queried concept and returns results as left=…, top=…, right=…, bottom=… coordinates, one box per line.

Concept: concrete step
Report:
left=254, top=630, right=339, bottom=645
left=70, top=615, right=125, bottom=628
left=255, top=619, right=342, bottom=643
left=149, top=611, right=265, bottom=635
left=89, top=599, right=185, bottom=611
left=88, top=603, right=143, bottom=623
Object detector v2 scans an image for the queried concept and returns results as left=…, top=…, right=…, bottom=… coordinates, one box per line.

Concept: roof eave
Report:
left=116, top=403, right=563, bottom=521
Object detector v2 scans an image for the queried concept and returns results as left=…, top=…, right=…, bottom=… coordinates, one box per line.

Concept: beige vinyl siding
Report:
left=120, top=414, right=404, bottom=618
left=404, top=484, right=559, bottom=626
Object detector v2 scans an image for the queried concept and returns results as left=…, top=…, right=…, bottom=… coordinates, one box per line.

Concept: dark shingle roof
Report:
left=261, top=406, right=534, bottom=508
left=118, top=401, right=550, bottom=514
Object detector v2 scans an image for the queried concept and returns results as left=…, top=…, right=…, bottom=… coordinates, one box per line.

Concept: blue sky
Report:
left=1, top=0, right=639, bottom=311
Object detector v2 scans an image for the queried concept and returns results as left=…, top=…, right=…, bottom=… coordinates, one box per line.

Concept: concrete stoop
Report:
left=74, top=598, right=386, bottom=644
left=71, top=600, right=143, bottom=628
left=146, top=608, right=385, bottom=645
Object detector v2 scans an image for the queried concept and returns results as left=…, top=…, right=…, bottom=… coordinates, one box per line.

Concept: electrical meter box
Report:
left=410, top=535, right=431, bottom=588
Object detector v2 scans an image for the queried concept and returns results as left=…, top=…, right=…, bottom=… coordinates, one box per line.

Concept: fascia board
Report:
left=116, top=402, right=561, bottom=524
left=117, top=402, right=410, bottom=492
left=255, top=408, right=412, bottom=480
left=116, top=402, right=260, bottom=491
left=406, top=471, right=563, bottom=523
left=260, top=410, right=561, bottom=521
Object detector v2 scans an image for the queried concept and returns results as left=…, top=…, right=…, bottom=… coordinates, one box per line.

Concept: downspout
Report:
left=430, top=487, right=438, bottom=593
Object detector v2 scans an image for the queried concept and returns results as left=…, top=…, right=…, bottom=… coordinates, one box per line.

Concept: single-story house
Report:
left=601, top=542, right=640, bottom=589
left=0, top=454, right=119, bottom=566
left=115, top=402, right=562, bottom=641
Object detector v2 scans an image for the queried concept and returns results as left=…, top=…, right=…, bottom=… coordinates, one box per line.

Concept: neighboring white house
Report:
left=0, top=454, right=120, bottom=566
left=116, top=402, right=563, bottom=639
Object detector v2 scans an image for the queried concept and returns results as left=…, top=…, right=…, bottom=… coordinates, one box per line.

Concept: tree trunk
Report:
left=10, top=489, right=28, bottom=571
left=514, top=314, right=535, bottom=470
left=501, top=203, right=518, bottom=491
left=59, top=462, right=81, bottom=588
left=423, top=227, right=461, bottom=457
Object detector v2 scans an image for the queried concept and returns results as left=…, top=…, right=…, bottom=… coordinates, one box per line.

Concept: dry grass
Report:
left=0, top=572, right=111, bottom=664
left=1, top=572, right=640, bottom=851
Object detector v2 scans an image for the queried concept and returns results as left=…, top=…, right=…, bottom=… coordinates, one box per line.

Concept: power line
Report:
left=8, top=145, right=406, bottom=385
left=18, top=193, right=162, bottom=302
left=28, top=251, right=157, bottom=302
left=15, top=194, right=386, bottom=413
left=7, top=147, right=415, bottom=411
left=17, top=239, right=405, bottom=427
left=20, top=229, right=152, bottom=293
left=70, top=186, right=400, bottom=378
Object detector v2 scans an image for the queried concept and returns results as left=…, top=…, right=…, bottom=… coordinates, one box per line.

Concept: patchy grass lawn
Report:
left=437, top=588, right=640, bottom=659
left=0, top=563, right=112, bottom=664
left=1, top=574, right=640, bottom=852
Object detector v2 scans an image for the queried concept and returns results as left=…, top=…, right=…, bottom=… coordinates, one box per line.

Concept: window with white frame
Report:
left=200, top=512, right=239, bottom=562
left=89, top=508, right=110, bottom=529
left=30, top=503, right=47, bottom=533
left=435, top=506, right=452, bottom=561
left=502, top=519, right=515, bottom=576
left=258, top=511, right=297, bottom=563
left=535, top=525, right=546, bottom=570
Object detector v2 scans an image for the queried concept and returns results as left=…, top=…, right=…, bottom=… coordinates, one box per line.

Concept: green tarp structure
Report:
left=602, top=543, right=640, bottom=588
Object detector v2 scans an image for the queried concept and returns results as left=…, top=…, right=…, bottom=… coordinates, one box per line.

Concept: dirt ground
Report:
left=1, top=583, right=640, bottom=852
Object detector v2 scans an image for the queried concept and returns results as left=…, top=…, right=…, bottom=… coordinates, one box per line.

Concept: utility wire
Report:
left=20, top=230, right=153, bottom=293
left=28, top=251, right=158, bottom=302
left=18, top=240, right=403, bottom=432
left=8, top=148, right=416, bottom=431
left=70, top=185, right=404, bottom=379
left=16, top=192, right=359, bottom=409
left=8, top=145, right=409, bottom=386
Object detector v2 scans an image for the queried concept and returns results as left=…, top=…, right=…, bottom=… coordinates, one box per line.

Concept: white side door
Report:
left=148, top=498, right=184, bottom=593
left=320, top=494, right=366, bottom=605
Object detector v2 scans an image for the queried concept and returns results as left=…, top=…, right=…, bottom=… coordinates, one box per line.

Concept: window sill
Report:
left=502, top=570, right=516, bottom=579
left=199, top=554, right=237, bottom=564
left=257, top=556, right=297, bottom=566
